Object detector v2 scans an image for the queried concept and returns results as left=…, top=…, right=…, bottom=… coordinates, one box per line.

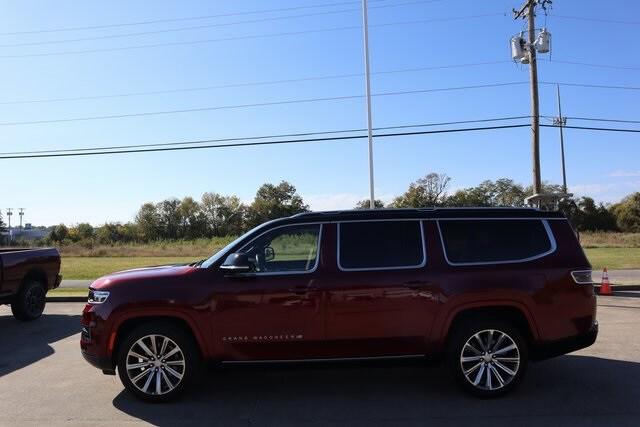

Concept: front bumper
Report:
left=81, top=349, right=115, bottom=374
left=532, top=321, right=598, bottom=361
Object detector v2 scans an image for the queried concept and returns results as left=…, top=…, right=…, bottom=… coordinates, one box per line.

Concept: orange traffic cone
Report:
left=599, top=268, right=613, bottom=296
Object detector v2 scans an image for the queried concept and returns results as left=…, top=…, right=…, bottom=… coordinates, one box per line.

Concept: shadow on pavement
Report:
left=0, top=313, right=80, bottom=378
left=112, top=355, right=640, bottom=426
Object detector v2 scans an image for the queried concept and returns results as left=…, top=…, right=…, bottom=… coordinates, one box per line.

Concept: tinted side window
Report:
left=339, top=221, right=424, bottom=270
left=240, top=224, right=321, bottom=273
left=439, top=219, right=552, bottom=264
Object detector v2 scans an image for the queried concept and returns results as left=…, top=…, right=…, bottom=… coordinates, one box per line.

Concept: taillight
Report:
left=571, top=270, right=594, bottom=284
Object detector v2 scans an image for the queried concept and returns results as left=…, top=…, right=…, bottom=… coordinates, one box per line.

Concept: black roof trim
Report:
left=287, top=207, right=565, bottom=222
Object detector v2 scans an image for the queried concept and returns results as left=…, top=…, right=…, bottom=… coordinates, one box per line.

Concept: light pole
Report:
left=361, top=0, right=375, bottom=209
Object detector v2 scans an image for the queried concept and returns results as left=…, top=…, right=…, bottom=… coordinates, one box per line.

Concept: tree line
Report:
left=42, top=174, right=640, bottom=245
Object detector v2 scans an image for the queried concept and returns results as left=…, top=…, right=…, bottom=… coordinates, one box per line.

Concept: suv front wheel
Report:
left=448, top=319, right=528, bottom=397
left=117, top=322, right=199, bottom=402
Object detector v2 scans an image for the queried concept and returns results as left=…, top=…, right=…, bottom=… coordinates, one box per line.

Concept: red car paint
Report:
left=81, top=208, right=597, bottom=373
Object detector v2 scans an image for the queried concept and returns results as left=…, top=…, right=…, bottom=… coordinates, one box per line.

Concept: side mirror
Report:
left=264, top=246, right=275, bottom=262
left=220, top=253, right=252, bottom=274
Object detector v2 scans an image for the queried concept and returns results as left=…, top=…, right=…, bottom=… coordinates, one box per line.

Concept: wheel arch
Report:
left=21, top=268, right=48, bottom=289
left=436, top=301, right=540, bottom=353
left=110, top=313, right=207, bottom=366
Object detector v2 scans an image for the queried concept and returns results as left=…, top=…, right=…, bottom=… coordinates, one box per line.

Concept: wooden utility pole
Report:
left=514, top=0, right=542, bottom=197
left=555, top=84, right=567, bottom=194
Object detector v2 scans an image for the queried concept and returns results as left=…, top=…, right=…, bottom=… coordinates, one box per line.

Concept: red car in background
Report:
left=81, top=208, right=597, bottom=402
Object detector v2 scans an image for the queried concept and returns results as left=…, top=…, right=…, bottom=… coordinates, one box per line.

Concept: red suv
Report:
left=81, top=208, right=597, bottom=402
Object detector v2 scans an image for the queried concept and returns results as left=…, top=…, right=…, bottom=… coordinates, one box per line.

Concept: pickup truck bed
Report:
left=0, top=248, right=62, bottom=321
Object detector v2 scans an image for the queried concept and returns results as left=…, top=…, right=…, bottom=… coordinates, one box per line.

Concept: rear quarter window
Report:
left=438, top=219, right=554, bottom=264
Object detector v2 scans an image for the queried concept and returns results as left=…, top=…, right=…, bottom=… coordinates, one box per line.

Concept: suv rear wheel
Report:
left=447, top=319, right=528, bottom=397
left=117, top=322, right=199, bottom=402
left=11, top=280, right=46, bottom=321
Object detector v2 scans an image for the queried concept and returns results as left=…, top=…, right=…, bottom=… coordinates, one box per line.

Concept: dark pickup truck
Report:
left=0, top=248, right=62, bottom=320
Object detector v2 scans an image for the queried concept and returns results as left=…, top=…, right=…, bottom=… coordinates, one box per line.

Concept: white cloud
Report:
left=610, top=170, right=640, bottom=177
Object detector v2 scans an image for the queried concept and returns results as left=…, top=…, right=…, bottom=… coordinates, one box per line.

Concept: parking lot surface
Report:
left=1, top=296, right=639, bottom=427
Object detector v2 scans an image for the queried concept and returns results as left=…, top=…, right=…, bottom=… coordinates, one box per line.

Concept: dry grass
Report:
left=57, top=237, right=234, bottom=257
left=579, top=232, right=640, bottom=248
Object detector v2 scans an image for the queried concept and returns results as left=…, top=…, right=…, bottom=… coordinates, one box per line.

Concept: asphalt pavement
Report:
left=1, top=296, right=639, bottom=426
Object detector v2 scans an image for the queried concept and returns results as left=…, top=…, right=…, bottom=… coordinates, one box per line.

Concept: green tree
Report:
left=73, top=223, right=95, bottom=241
left=135, top=202, right=161, bottom=241
left=354, top=199, right=385, bottom=209
left=573, top=197, right=617, bottom=231
left=246, top=181, right=308, bottom=228
left=391, top=173, right=450, bottom=208
left=178, top=197, right=208, bottom=239
left=157, top=199, right=182, bottom=239
left=612, top=192, right=640, bottom=232
left=201, top=192, right=246, bottom=236
left=49, top=224, right=69, bottom=242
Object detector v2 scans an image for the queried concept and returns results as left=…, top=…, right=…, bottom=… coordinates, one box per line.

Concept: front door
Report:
left=213, top=223, right=326, bottom=360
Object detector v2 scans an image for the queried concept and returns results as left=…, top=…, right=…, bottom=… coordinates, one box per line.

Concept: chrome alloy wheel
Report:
left=459, top=329, right=520, bottom=391
left=125, top=334, right=186, bottom=396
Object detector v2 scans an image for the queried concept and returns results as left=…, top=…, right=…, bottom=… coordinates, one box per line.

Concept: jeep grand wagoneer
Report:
left=81, top=208, right=597, bottom=401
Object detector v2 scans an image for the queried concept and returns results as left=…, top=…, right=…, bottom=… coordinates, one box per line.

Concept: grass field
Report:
left=61, top=256, right=200, bottom=280
left=583, top=248, right=640, bottom=270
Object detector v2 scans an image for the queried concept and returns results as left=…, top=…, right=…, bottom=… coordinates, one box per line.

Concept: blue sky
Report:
left=0, top=0, right=638, bottom=226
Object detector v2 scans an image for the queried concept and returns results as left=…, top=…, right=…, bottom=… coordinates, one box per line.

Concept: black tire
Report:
left=117, top=321, right=200, bottom=403
left=447, top=319, right=528, bottom=398
left=11, top=280, right=47, bottom=321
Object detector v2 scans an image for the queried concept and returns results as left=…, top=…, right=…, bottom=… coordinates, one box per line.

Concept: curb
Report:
left=595, top=284, right=640, bottom=292
left=47, top=296, right=87, bottom=303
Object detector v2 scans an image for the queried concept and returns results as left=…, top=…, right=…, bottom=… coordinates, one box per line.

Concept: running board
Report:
left=221, top=354, right=426, bottom=365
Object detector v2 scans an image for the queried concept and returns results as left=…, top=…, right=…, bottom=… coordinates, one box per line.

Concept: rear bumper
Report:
left=532, top=321, right=598, bottom=361
left=52, top=274, right=62, bottom=290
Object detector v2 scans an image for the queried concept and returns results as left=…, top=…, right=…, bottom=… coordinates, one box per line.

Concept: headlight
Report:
left=88, top=289, right=110, bottom=304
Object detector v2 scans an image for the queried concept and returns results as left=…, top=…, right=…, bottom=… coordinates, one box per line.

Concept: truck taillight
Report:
left=571, top=270, right=594, bottom=284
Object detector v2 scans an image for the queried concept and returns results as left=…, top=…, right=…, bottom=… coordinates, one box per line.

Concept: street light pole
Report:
left=361, top=0, right=375, bottom=209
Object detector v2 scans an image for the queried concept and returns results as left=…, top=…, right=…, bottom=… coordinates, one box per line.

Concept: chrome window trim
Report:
left=436, top=219, right=557, bottom=267
left=336, top=220, right=427, bottom=272
left=233, top=223, right=324, bottom=277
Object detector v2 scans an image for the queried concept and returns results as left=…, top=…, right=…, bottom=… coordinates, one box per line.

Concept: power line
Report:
left=0, top=0, right=397, bottom=36
left=540, top=124, right=640, bottom=133
left=0, top=82, right=531, bottom=127
left=553, top=14, right=640, bottom=26
left=0, top=124, right=531, bottom=160
left=0, top=13, right=505, bottom=59
left=0, top=60, right=511, bottom=106
left=0, top=0, right=437, bottom=48
left=564, top=117, right=640, bottom=124
left=543, top=59, right=640, bottom=71
left=0, top=116, right=531, bottom=156
left=540, top=81, right=640, bottom=91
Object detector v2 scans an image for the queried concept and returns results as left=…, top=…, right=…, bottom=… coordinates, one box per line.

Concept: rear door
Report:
left=323, top=220, right=439, bottom=356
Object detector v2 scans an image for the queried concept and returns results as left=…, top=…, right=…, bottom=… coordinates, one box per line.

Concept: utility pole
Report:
left=18, top=208, right=25, bottom=232
left=361, top=0, right=376, bottom=209
left=514, top=0, right=542, bottom=197
left=554, top=84, right=568, bottom=194
left=6, top=208, right=12, bottom=230
left=6, top=208, right=12, bottom=243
